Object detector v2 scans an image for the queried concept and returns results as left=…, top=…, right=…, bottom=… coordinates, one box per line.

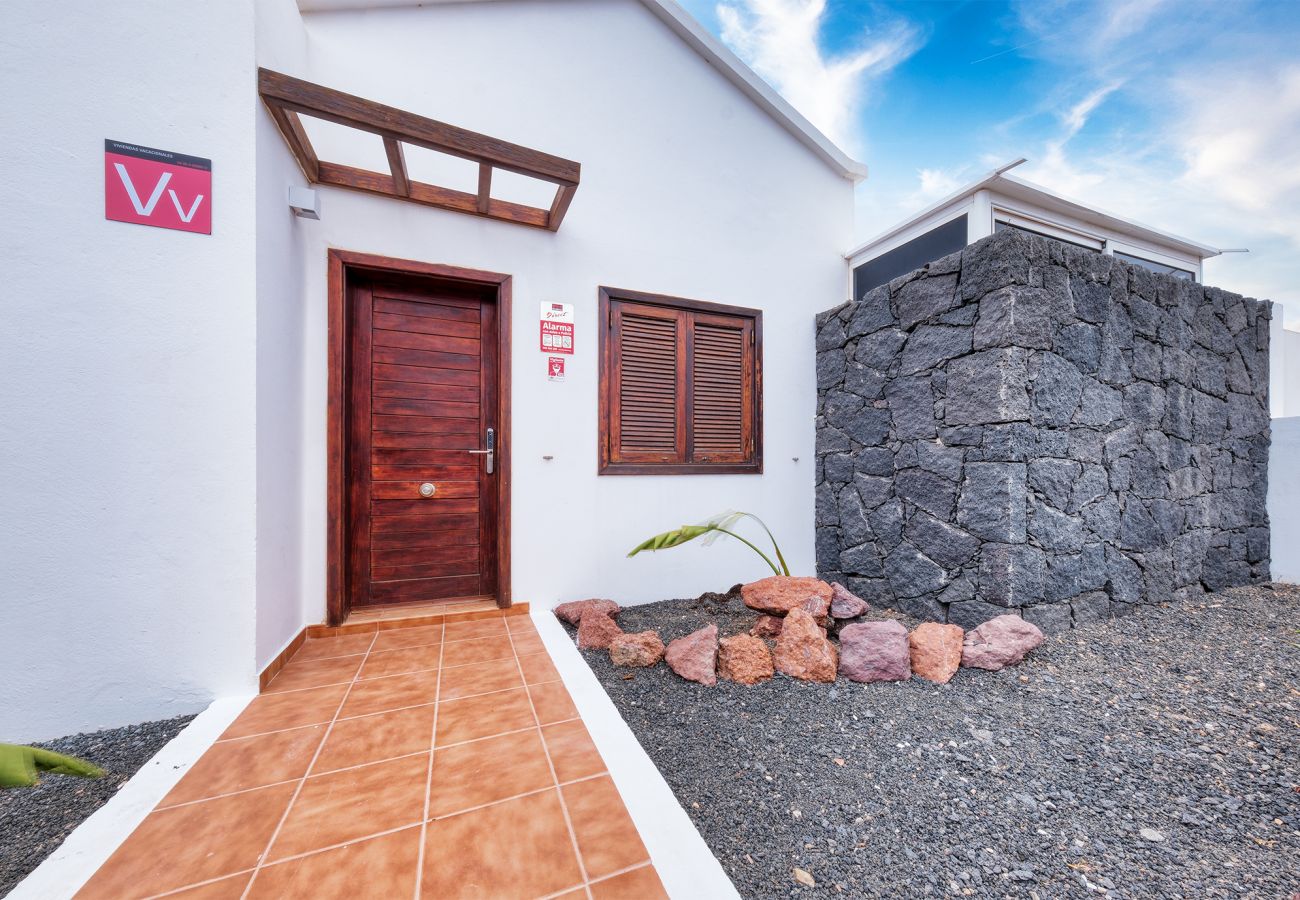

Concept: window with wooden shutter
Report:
left=599, top=287, right=762, bottom=475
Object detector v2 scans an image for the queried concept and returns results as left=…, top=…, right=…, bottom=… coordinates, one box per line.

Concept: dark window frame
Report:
left=994, top=219, right=1101, bottom=252
left=852, top=214, right=968, bottom=299
left=1113, top=250, right=1196, bottom=280
left=598, top=286, right=763, bottom=476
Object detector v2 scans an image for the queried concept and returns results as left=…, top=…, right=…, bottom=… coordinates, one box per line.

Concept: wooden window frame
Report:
left=598, top=286, right=763, bottom=476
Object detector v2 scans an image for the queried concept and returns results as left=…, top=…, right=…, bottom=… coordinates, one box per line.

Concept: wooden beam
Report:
left=265, top=105, right=320, bottom=182
left=316, top=161, right=550, bottom=229
left=259, top=68, right=579, bottom=186
left=383, top=138, right=410, bottom=196
left=547, top=183, right=577, bottom=231
left=477, top=163, right=492, bottom=214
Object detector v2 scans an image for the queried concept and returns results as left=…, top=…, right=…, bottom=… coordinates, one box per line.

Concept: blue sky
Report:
left=679, top=0, right=1300, bottom=321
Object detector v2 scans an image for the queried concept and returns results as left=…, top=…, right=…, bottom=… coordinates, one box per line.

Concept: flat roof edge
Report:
left=846, top=164, right=1221, bottom=261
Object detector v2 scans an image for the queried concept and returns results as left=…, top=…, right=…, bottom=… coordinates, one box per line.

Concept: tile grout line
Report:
left=296, top=621, right=516, bottom=662
left=148, top=771, right=615, bottom=899
left=425, top=771, right=608, bottom=822
left=158, top=718, right=587, bottom=812
left=146, top=822, right=427, bottom=899
left=503, top=627, right=594, bottom=900
left=587, top=858, right=655, bottom=885
left=535, top=860, right=656, bottom=900
left=262, top=638, right=545, bottom=696
left=239, top=628, right=383, bottom=899
left=412, top=620, right=447, bottom=900
left=218, top=668, right=564, bottom=744
left=153, top=749, right=434, bottom=811
left=432, top=717, right=582, bottom=753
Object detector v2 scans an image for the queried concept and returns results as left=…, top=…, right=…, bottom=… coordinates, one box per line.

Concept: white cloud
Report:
left=715, top=0, right=919, bottom=150
left=1095, top=0, right=1171, bottom=45
left=998, top=1, right=1300, bottom=321
left=1176, top=64, right=1300, bottom=245
left=1007, top=61, right=1300, bottom=323
left=916, top=167, right=962, bottom=199
left=1038, top=81, right=1124, bottom=185
left=1012, top=0, right=1182, bottom=76
left=1059, top=81, right=1122, bottom=140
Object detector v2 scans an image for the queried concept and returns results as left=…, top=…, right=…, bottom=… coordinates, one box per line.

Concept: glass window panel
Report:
left=852, top=215, right=967, bottom=300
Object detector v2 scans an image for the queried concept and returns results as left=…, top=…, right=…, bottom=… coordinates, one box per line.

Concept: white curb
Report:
left=532, top=608, right=740, bottom=900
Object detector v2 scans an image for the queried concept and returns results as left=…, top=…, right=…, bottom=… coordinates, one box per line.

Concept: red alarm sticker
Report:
left=540, top=301, right=574, bottom=354
left=547, top=356, right=566, bottom=381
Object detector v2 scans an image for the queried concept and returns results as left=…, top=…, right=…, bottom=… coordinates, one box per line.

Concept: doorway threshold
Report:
left=347, top=596, right=502, bottom=625
left=315, top=598, right=525, bottom=639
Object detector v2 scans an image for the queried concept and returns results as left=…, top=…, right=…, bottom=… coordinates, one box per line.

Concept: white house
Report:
left=846, top=160, right=1224, bottom=299
left=0, top=0, right=861, bottom=741
left=1, top=0, right=1290, bottom=746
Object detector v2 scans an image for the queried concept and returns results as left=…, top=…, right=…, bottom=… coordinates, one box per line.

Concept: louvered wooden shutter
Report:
left=602, top=291, right=761, bottom=474
left=690, top=314, right=752, bottom=463
left=610, top=303, right=686, bottom=463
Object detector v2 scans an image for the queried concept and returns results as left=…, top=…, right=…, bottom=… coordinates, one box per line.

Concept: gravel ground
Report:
left=575, top=583, right=1299, bottom=899
left=0, top=715, right=194, bottom=896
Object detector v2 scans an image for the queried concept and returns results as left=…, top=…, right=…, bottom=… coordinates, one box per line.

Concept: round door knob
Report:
left=419, top=483, right=436, bottom=498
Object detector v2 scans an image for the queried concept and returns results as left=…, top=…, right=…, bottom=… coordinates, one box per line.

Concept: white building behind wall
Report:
left=1, top=0, right=859, bottom=740
left=846, top=162, right=1221, bottom=302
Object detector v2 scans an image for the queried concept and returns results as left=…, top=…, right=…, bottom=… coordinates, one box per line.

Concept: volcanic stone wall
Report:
left=814, top=228, right=1272, bottom=631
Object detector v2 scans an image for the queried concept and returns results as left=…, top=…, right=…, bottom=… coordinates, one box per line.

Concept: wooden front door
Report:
left=344, top=273, right=501, bottom=611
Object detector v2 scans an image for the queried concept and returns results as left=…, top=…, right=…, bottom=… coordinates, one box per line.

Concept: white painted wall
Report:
left=0, top=2, right=260, bottom=739
left=254, top=0, right=313, bottom=674
left=277, top=0, right=855, bottom=613
left=0, top=0, right=852, bottom=736
left=1269, top=313, right=1300, bottom=418
left=1268, top=418, right=1299, bottom=583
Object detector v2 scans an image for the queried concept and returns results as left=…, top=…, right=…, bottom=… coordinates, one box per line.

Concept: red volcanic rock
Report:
left=838, top=620, right=910, bottom=683
left=741, top=576, right=833, bottom=616
left=665, top=624, right=719, bottom=686
left=576, top=610, right=623, bottom=650
left=609, top=630, right=665, bottom=667
left=773, top=608, right=838, bottom=683
left=717, top=634, right=775, bottom=685
left=909, top=622, right=964, bottom=684
left=800, top=594, right=831, bottom=626
left=961, top=615, right=1044, bottom=671
left=554, top=599, right=620, bottom=626
left=750, top=615, right=784, bottom=639
left=829, top=582, right=870, bottom=620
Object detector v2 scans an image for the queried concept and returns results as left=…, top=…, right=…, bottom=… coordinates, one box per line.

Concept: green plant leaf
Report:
left=0, top=744, right=104, bottom=788
left=627, top=510, right=786, bottom=576
left=626, top=524, right=716, bottom=556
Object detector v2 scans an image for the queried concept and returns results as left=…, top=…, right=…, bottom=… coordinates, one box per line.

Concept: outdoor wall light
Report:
left=288, top=185, right=320, bottom=220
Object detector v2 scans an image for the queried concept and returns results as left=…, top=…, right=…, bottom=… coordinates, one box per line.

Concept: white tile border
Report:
left=531, top=609, right=739, bottom=900
left=9, top=696, right=254, bottom=900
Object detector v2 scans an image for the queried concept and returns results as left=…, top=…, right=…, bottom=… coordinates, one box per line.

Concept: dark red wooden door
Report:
left=346, top=275, right=498, bottom=608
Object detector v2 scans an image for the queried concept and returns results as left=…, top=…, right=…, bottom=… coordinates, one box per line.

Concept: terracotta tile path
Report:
left=77, top=610, right=668, bottom=899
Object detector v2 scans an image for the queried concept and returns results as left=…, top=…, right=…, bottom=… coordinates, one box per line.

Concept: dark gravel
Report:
left=575, top=583, right=1300, bottom=899
left=0, top=715, right=194, bottom=896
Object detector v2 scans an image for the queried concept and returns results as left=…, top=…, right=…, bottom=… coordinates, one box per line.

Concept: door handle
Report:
left=468, top=427, right=495, bottom=474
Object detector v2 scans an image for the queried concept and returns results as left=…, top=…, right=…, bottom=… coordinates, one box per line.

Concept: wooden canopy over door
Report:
left=328, top=251, right=512, bottom=625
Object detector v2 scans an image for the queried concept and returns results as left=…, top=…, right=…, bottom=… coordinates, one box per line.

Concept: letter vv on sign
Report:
left=104, top=140, right=212, bottom=234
